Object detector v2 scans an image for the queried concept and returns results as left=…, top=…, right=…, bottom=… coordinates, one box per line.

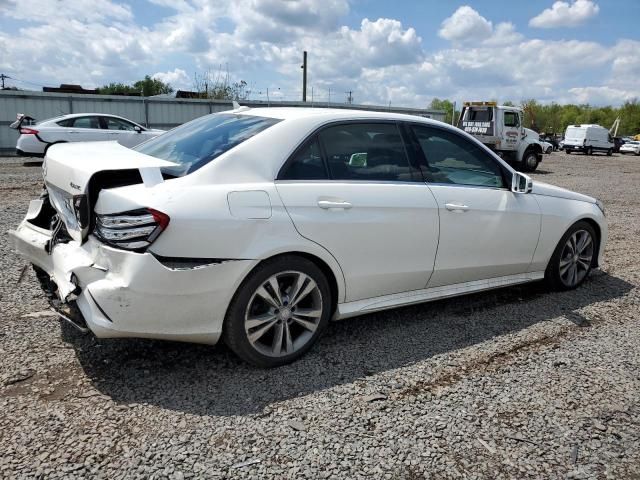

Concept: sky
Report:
left=0, top=0, right=639, bottom=107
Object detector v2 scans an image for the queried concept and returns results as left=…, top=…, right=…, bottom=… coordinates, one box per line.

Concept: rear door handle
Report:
left=318, top=200, right=352, bottom=210
left=445, top=202, right=469, bottom=212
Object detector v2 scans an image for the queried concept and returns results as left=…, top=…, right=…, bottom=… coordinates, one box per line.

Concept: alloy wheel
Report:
left=559, top=229, right=594, bottom=288
left=244, top=270, right=323, bottom=357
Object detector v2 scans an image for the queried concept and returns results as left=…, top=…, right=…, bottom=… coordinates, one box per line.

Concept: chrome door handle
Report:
left=445, top=202, right=469, bottom=212
left=318, top=200, right=352, bottom=209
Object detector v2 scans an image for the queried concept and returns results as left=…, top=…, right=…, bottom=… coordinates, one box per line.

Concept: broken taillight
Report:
left=94, top=208, right=170, bottom=251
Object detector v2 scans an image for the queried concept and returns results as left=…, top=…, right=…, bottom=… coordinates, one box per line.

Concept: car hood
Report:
left=531, top=181, right=596, bottom=204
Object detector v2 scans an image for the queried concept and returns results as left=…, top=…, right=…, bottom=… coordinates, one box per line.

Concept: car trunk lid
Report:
left=43, top=141, right=177, bottom=242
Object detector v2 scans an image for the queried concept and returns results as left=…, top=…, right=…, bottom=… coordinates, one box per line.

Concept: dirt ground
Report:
left=1, top=151, right=639, bottom=479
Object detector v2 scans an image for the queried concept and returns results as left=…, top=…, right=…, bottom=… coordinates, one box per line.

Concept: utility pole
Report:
left=0, top=74, right=8, bottom=89
left=301, top=51, right=308, bottom=102
left=345, top=91, right=353, bottom=104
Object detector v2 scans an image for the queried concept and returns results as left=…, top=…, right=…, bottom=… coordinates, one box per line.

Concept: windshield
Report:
left=565, top=127, right=585, bottom=139
left=134, top=113, right=281, bottom=176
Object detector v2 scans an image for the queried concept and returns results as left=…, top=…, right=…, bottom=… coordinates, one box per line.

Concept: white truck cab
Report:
left=563, top=124, right=614, bottom=156
left=458, top=102, right=543, bottom=172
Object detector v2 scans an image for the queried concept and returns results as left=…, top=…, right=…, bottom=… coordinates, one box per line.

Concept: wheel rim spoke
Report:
left=292, top=315, right=318, bottom=333
left=578, top=234, right=592, bottom=254
left=290, top=278, right=317, bottom=307
left=248, top=318, right=278, bottom=345
left=246, top=313, right=277, bottom=330
left=284, top=322, right=293, bottom=354
left=559, top=258, right=572, bottom=275
left=287, top=272, right=310, bottom=305
left=267, top=276, right=284, bottom=306
left=256, top=285, right=281, bottom=308
left=271, top=321, right=284, bottom=355
left=293, top=307, right=322, bottom=319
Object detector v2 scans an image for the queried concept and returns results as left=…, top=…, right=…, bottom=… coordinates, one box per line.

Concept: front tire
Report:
left=522, top=150, right=539, bottom=172
left=223, top=255, right=332, bottom=367
left=545, top=221, right=597, bottom=291
left=607, top=148, right=613, bottom=156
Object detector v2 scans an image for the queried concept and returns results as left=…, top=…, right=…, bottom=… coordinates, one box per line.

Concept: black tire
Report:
left=544, top=221, right=597, bottom=291
left=522, top=150, right=539, bottom=172
left=566, top=149, right=571, bottom=154
left=607, top=148, right=613, bottom=156
left=586, top=146, right=593, bottom=155
left=223, top=255, right=332, bottom=367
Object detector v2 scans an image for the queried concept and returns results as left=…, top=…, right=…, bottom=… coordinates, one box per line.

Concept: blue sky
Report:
left=1, top=0, right=639, bottom=106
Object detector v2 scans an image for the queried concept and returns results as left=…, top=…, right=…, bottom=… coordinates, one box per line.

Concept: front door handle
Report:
left=445, top=202, right=469, bottom=212
left=318, top=200, right=352, bottom=210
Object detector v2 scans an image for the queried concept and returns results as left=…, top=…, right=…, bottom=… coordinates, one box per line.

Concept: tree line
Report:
left=429, top=98, right=640, bottom=137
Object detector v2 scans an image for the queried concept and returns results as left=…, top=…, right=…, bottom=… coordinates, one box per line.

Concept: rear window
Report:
left=134, top=113, right=280, bottom=176
left=465, top=108, right=493, bottom=122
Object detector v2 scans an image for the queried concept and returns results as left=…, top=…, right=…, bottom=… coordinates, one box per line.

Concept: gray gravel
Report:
left=1, top=152, right=639, bottom=479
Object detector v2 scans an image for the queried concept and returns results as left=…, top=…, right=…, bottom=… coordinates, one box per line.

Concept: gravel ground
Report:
left=1, top=152, right=639, bottom=479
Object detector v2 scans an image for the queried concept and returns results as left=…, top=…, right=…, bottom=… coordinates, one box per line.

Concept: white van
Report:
left=563, top=124, right=614, bottom=156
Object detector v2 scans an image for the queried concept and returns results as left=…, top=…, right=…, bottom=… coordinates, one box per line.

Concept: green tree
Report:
left=429, top=98, right=457, bottom=124
left=133, top=75, right=173, bottom=96
left=98, top=76, right=173, bottom=97
left=97, top=82, right=139, bottom=95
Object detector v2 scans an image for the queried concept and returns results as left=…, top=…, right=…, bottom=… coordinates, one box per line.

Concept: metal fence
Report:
left=0, top=90, right=445, bottom=154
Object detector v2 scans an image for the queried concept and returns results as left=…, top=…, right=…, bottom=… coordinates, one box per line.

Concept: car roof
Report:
left=236, top=107, right=441, bottom=125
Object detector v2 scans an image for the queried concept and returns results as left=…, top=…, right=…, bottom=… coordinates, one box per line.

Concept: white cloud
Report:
left=153, top=68, right=191, bottom=90
left=438, top=7, right=523, bottom=46
left=0, top=1, right=637, bottom=107
left=529, top=0, right=600, bottom=28
left=567, top=86, right=637, bottom=104
left=438, top=6, right=492, bottom=43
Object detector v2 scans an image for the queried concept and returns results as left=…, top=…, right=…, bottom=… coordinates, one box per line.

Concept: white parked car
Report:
left=10, top=108, right=607, bottom=367
left=11, top=113, right=164, bottom=157
left=619, top=141, right=640, bottom=155
left=540, top=140, right=553, bottom=154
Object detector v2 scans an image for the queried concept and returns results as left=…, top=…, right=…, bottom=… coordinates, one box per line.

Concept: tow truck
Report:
left=457, top=101, right=543, bottom=172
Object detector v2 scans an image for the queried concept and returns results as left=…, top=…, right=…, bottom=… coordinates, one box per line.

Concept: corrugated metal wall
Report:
left=0, top=90, right=445, bottom=154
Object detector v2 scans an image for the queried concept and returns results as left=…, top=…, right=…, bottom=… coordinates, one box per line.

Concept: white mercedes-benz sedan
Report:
left=10, top=107, right=607, bottom=367
left=11, top=113, right=164, bottom=157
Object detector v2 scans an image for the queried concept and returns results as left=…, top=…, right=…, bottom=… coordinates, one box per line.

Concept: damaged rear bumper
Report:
left=10, top=203, right=258, bottom=345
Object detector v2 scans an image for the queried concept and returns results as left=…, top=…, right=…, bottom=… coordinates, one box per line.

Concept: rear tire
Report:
left=586, top=146, right=593, bottom=155
left=223, top=255, right=332, bottom=367
left=566, top=149, right=571, bottom=154
left=544, top=221, right=597, bottom=291
left=607, top=148, right=613, bottom=156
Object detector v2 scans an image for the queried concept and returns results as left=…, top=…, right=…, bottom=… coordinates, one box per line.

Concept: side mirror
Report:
left=512, top=172, right=533, bottom=193
left=521, top=129, right=527, bottom=139
left=134, top=126, right=143, bottom=133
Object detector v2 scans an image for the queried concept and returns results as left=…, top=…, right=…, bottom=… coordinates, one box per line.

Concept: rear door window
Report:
left=317, top=123, right=417, bottom=182
left=279, top=138, right=327, bottom=180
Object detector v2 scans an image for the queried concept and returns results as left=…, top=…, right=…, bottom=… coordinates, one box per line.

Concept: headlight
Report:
left=596, top=199, right=606, bottom=216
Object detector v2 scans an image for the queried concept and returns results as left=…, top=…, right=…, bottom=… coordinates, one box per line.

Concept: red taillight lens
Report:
left=148, top=208, right=170, bottom=232
left=20, top=127, right=39, bottom=135
left=94, top=208, right=170, bottom=252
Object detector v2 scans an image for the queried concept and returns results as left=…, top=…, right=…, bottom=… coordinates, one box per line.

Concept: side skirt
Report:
left=335, top=271, right=545, bottom=320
